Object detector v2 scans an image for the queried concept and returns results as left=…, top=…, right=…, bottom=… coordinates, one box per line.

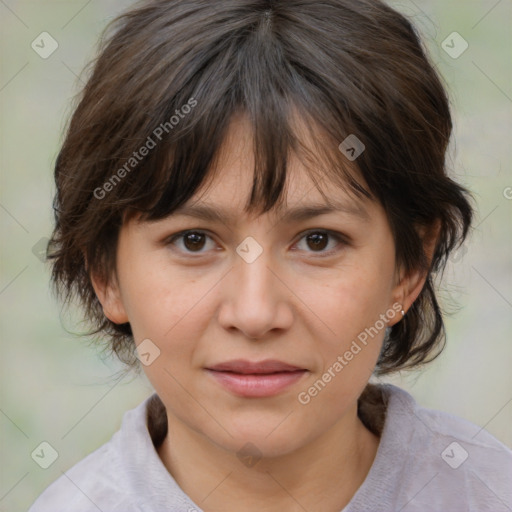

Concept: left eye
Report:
left=166, top=229, right=346, bottom=256
left=293, top=230, right=346, bottom=256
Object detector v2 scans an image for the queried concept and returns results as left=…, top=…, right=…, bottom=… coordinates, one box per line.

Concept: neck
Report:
left=157, top=402, right=380, bottom=512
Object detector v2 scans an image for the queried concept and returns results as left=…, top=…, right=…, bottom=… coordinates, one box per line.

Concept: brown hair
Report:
left=48, top=0, right=473, bottom=374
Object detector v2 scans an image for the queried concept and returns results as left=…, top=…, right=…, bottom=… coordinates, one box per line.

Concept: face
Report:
left=95, top=114, right=416, bottom=459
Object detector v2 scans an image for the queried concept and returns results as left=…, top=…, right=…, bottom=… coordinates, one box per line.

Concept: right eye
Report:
left=166, top=230, right=218, bottom=254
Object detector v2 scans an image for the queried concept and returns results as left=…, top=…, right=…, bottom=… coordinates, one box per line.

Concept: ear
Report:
left=90, top=268, right=129, bottom=325
left=388, top=220, right=441, bottom=327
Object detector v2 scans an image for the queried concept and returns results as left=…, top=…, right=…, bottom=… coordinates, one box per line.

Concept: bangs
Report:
left=91, top=5, right=374, bottom=225
left=131, top=107, right=371, bottom=224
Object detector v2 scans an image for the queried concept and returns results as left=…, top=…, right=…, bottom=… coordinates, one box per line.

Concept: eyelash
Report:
left=165, top=229, right=348, bottom=258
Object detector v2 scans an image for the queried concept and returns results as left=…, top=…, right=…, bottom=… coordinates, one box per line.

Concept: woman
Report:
left=29, top=0, right=511, bottom=510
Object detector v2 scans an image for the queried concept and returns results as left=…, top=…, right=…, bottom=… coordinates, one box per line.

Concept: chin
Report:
left=212, top=421, right=307, bottom=461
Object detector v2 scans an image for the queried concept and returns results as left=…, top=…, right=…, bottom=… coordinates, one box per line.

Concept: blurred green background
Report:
left=1, top=1, right=511, bottom=510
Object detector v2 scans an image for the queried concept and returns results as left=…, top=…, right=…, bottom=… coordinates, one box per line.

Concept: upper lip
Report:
left=206, top=359, right=305, bottom=374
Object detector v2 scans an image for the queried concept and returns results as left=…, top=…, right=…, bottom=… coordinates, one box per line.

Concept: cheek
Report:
left=307, top=260, right=395, bottom=338
left=120, top=262, right=215, bottom=403
left=297, top=253, right=396, bottom=381
left=294, top=269, right=391, bottom=423
left=117, top=245, right=207, bottom=337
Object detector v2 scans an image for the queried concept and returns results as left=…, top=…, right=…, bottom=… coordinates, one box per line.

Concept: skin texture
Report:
left=92, top=114, right=429, bottom=511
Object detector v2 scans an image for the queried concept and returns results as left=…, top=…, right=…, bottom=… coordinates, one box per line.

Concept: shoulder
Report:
left=27, top=397, right=152, bottom=512
left=27, top=442, right=130, bottom=512
left=28, top=393, right=207, bottom=512
left=384, top=383, right=512, bottom=461
left=371, top=384, right=512, bottom=511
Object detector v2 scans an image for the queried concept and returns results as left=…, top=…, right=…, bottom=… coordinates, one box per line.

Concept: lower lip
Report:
left=205, top=369, right=307, bottom=397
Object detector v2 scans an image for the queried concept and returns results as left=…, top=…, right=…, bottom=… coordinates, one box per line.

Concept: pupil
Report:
left=308, top=233, right=327, bottom=251
left=184, top=232, right=205, bottom=251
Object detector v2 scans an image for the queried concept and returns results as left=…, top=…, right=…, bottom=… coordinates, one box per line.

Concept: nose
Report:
left=216, top=243, right=294, bottom=341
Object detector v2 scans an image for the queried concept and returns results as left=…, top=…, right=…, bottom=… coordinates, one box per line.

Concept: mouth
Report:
left=205, top=359, right=308, bottom=398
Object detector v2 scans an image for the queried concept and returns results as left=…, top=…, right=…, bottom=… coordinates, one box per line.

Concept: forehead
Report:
left=174, top=113, right=372, bottom=223
left=168, top=159, right=372, bottom=228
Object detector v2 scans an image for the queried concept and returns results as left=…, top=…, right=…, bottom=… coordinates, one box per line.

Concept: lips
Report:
left=205, top=359, right=308, bottom=397
left=207, top=359, right=304, bottom=374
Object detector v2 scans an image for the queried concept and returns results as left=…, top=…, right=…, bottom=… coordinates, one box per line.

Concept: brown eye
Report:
left=305, top=232, right=329, bottom=251
left=294, top=230, right=346, bottom=256
left=182, top=232, right=206, bottom=251
left=168, top=230, right=214, bottom=254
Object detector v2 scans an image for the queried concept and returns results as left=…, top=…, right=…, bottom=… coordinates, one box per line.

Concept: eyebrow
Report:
left=170, top=200, right=370, bottom=224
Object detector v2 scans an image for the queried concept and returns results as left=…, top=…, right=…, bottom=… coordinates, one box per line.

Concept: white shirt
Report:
left=28, top=384, right=512, bottom=511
